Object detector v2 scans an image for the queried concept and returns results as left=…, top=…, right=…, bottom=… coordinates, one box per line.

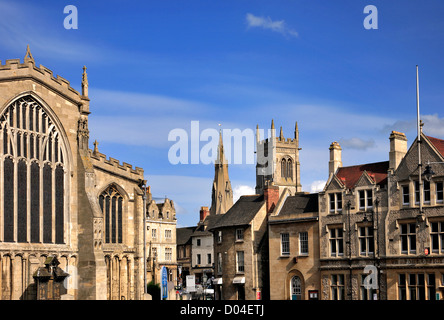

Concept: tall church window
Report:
left=0, top=95, right=67, bottom=243
left=281, top=158, right=287, bottom=178
left=99, top=185, right=123, bottom=244
left=287, top=158, right=293, bottom=180
left=281, top=157, right=293, bottom=180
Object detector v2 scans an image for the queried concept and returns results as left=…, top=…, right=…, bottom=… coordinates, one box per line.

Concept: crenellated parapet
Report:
left=0, top=47, right=89, bottom=112
left=89, top=143, right=144, bottom=178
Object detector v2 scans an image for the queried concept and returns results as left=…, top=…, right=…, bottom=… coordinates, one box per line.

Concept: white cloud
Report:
left=421, top=114, right=444, bottom=137
left=309, top=180, right=327, bottom=193
left=233, top=185, right=256, bottom=203
left=245, top=13, right=298, bottom=38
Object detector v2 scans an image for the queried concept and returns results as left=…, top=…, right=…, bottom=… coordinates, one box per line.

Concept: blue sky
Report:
left=2, top=0, right=444, bottom=227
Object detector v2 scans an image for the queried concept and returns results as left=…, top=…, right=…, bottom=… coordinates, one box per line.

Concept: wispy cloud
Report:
left=339, top=137, right=376, bottom=150
left=0, top=1, right=101, bottom=62
left=380, top=114, right=444, bottom=138
left=245, top=13, right=298, bottom=38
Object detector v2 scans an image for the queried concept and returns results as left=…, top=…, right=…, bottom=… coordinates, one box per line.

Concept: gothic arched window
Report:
left=281, top=157, right=293, bottom=180
left=99, top=185, right=123, bottom=244
left=0, top=95, right=67, bottom=244
left=287, top=158, right=293, bottom=180
left=281, top=158, right=287, bottom=178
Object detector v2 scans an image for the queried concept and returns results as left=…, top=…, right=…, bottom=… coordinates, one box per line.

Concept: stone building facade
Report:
left=384, top=131, right=444, bottom=300
left=210, top=185, right=277, bottom=300
left=268, top=189, right=320, bottom=300
left=0, top=48, right=146, bottom=300
left=145, top=187, right=177, bottom=293
left=190, top=207, right=216, bottom=285
left=318, top=129, right=444, bottom=300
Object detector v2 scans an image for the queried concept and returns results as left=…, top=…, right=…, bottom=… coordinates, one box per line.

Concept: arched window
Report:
left=0, top=95, right=67, bottom=243
left=291, top=276, right=302, bottom=300
left=281, top=158, right=287, bottom=178
left=281, top=157, right=293, bottom=180
left=99, top=185, right=123, bottom=244
left=287, top=158, right=293, bottom=180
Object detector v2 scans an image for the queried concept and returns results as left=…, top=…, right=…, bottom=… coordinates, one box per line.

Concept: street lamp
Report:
left=202, top=273, right=207, bottom=301
left=138, top=179, right=148, bottom=296
left=423, top=161, right=442, bottom=181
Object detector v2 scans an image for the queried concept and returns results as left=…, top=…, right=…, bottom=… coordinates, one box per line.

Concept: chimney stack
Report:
left=389, top=131, right=407, bottom=170
left=199, top=206, right=210, bottom=222
left=264, top=182, right=280, bottom=214
left=329, top=141, right=342, bottom=177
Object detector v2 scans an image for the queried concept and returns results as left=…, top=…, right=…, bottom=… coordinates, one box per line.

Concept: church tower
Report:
left=209, top=130, right=233, bottom=215
left=255, top=120, right=302, bottom=196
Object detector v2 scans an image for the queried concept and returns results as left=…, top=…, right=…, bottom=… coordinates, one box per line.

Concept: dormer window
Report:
left=358, top=189, right=373, bottom=211
left=329, top=192, right=342, bottom=213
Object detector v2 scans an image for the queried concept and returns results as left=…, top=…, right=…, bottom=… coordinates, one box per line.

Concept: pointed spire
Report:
left=24, top=44, right=34, bottom=62
left=210, top=126, right=233, bottom=215
left=279, top=126, right=284, bottom=141
left=271, top=119, right=275, bottom=130
left=82, top=65, right=89, bottom=97
left=216, top=128, right=226, bottom=165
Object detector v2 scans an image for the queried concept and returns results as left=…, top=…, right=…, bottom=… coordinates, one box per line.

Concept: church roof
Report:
left=208, top=194, right=265, bottom=230
left=335, top=161, right=389, bottom=189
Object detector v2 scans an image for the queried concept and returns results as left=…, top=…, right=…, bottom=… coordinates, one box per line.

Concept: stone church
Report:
left=0, top=47, right=147, bottom=300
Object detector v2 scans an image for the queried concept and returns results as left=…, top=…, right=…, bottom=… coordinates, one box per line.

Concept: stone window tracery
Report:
left=280, top=157, right=293, bottom=180
left=99, top=185, right=123, bottom=244
left=0, top=95, right=67, bottom=244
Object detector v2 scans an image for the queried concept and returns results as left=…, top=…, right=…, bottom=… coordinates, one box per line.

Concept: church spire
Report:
left=216, top=129, right=226, bottom=165
left=210, top=129, right=233, bottom=215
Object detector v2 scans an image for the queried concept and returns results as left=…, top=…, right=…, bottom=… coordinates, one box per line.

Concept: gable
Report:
left=354, top=171, right=376, bottom=188
left=324, top=175, right=345, bottom=192
left=395, top=134, right=444, bottom=182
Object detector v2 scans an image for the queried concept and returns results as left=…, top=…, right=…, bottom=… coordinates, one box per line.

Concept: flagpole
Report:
left=416, top=65, right=423, bottom=216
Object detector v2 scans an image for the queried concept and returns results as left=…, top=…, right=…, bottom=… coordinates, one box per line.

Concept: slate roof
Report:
left=191, top=214, right=222, bottom=236
left=335, top=161, right=389, bottom=189
left=176, top=226, right=196, bottom=245
left=208, top=194, right=265, bottom=230
left=278, top=193, right=319, bottom=216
